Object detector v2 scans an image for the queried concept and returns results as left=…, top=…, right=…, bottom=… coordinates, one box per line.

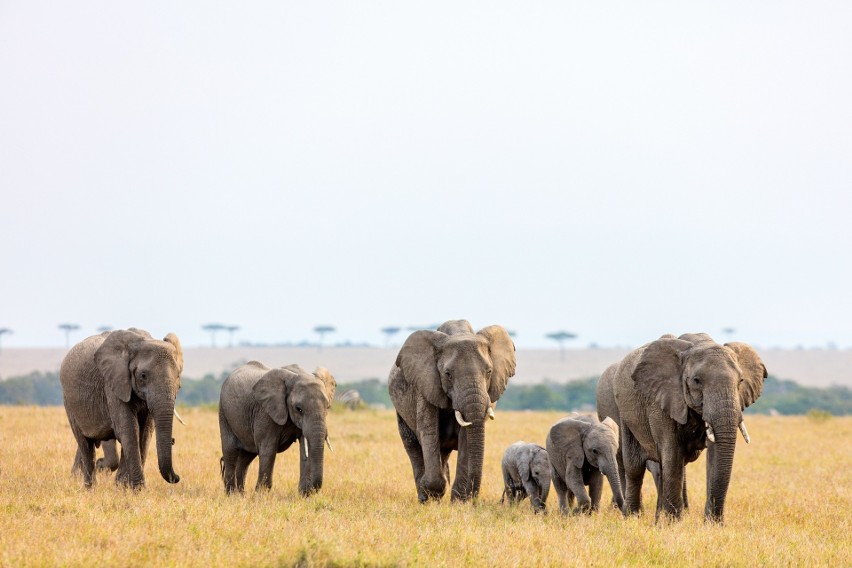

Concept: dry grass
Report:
left=0, top=407, right=850, bottom=567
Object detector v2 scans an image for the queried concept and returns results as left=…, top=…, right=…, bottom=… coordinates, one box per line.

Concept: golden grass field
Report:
left=1, top=407, right=850, bottom=567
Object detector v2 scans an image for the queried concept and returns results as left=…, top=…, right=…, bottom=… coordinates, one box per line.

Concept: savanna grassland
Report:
left=0, top=407, right=850, bottom=567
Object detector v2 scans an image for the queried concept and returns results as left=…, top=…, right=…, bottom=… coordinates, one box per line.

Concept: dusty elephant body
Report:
left=388, top=320, right=515, bottom=503
left=60, top=328, right=183, bottom=488
left=609, top=333, right=766, bottom=522
left=219, top=361, right=336, bottom=496
left=501, top=442, right=551, bottom=513
left=546, top=414, right=624, bottom=514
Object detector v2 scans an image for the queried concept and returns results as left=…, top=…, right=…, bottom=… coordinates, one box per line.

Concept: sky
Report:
left=1, top=2, right=851, bottom=349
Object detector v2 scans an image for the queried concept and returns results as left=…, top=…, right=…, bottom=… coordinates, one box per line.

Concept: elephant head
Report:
left=252, top=364, right=336, bottom=495
left=395, top=320, right=515, bottom=498
left=93, top=329, right=183, bottom=484
left=520, top=445, right=552, bottom=509
left=632, top=335, right=766, bottom=521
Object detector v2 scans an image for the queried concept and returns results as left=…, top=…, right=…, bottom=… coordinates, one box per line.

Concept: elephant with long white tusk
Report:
left=389, top=320, right=516, bottom=503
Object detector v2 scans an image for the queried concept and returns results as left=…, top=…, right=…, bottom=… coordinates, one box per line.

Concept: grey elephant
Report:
left=501, top=442, right=551, bottom=513
left=388, top=320, right=515, bottom=503
left=60, top=328, right=183, bottom=488
left=546, top=414, right=624, bottom=514
left=607, top=332, right=766, bottom=522
left=219, top=361, right=336, bottom=496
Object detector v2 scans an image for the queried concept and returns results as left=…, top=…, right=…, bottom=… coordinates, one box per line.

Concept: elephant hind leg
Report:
left=396, top=413, right=427, bottom=502
left=234, top=450, right=256, bottom=493
left=551, top=466, right=571, bottom=515
left=621, top=430, right=646, bottom=516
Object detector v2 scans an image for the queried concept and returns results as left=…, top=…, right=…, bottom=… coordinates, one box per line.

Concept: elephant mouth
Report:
left=454, top=407, right=495, bottom=427
left=704, top=420, right=751, bottom=444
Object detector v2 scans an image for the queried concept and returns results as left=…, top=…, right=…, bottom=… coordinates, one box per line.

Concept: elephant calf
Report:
left=219, top=361, right=336, bottom=496
left=501, top=442, right=551, bottom=513
left=546, top=414, right=624, bottom=515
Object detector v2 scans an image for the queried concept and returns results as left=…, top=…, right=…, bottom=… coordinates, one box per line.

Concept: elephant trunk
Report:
left=465, top=422, right=486, bottom=499
left=704, top=406, right=739, bottom=523
left=300, top=422, right=326, bottom=496
left=153, top=404, right=179, bottom=484
left=603, top=465, right=624, bottom=510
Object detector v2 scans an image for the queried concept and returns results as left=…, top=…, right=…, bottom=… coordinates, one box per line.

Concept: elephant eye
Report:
left=139, top=371, right=148, bottom=381
left=692, top=376, right=701, bottom=384
left=444, top=371, right=451, bottom=380
left=296, top=406, right=303, bottom=414
left=591, top=448, right=598, bottom=454
left=486, top=368, right=493, bottom=377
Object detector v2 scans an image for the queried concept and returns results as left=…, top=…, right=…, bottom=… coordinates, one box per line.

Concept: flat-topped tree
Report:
left=314, top=325, right=336, bottom=350
left=58, top=323, right=80, bottom=349
left=381, top=326, right=402, bottom=348
left=225, top=325, right=240, bottom=348
left=0, top=328, right=12, bottom=353
left=202, top=323, right=226, bottom=348
left=546, top=330, right=577, bottom=362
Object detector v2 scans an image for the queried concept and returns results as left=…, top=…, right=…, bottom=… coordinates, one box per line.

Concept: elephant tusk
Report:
left=739, top=421, right=751, bottom=444
left=325, top=436, right=334, bottom=453
left=174, top=408, right=186, bottom=426
left=487, top=407, right=495, bottom=420
left=705, top=422, right=716, bottom=443
left=455, top=410, right=472, bottom=427
left=303, top=437, right=309, bottom=460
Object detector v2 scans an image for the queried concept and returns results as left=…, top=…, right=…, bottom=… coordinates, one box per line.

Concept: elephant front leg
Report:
left=396, top=413, right=428, bottom=502
left=621, top=429, right=646, bottom=516
left=522, top=476, right=545, bottom=513
left=113, top=410, right=145, bottom=489
left=256, top=453, right=277, bottom=491
left=657, top=452, right=686, bottom=522
left=551, top=466, right=572, bottom=515
left=587, top=469, right=603, bottom=511
left=565, top=466, right=592, bottom=514
left=415, top=401, right=446, bottom=501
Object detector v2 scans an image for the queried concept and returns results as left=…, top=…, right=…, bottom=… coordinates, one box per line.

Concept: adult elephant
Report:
left=609, top=332, right=766, bottom=522
left=61, top=328, right=183, bottom=488
left=388, top=320, right=515, bottom=503
left=219, top=362, right=336, bottom=496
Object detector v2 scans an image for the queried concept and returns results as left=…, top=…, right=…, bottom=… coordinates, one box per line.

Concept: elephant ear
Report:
left=518, top=445, right=534, bottom=483
left=601, top=416, right=619, bottom=437
left=94, top=330, right=145, bottom=403
left=553, top=418, right=588, bottom=469
left=632, top=338, right=693, bottom=425
left=477, top=325, right=516, bottom=404
left=163, top=332, right=183, bottom=375
left=252, top=368, right=295, bottom=425
left=724, top=342, right=767, bottom=409
left=395, top=330, right=450, bottom=408
left=313, top=367, right=337, bottom=404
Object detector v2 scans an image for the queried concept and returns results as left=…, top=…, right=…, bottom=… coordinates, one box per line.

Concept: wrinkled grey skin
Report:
left=501, top=442, right=551, bottom=513
left=219, top=361, right=336, bottom=496
left=608, top=332, right=766, bottom=523
left=72, top=439, right=120, bottom=475
left=388, top=320, right=515, bottom=503
left=596, top=341, right=691, bottom=512
left=61, top=328, right=183, bottom=488
left=546, top=414, right=624, bottom=515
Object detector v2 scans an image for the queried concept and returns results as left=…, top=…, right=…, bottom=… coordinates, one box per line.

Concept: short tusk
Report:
left=455, top=410, right=472, bottom=427
left=739, top=421, right=751, bottom=444
left=487, top=407, right=495, bottom=420
left=303, top=436, right=309, bottom=460
left=174, top=408, right=186, bottom=425
left=705, top=422, right=716, bottom=443
left=325, top=436, right=334, bottom=453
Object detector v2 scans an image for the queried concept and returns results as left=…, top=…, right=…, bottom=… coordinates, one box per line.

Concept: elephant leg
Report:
left=113, top=409, right=145, bottom=488
left=522, top=476, right=545, bottom=513
left=682, top=468, right=689, bottom=509
left=658, top=453, right=685, bottom=522
left=96, top=440, right=120, bottom=472
left=588, top=469, right=603, bottom=512
left=72, top=434, right=97, bottom=487
left=137, top=412, right=153, bottom=469
left=647, top=461, right=663, bottom=515
left=452, top=426, right=470, bottom=501
left=415, top=402, right=446, bottom=501
left=222, top=448, right=240, bottom=494
left=612, top=448, right=626, bottom=509
left=565, top=466, right=591, bottom=514
left=72, top=447, right=84, bottom=476
left=396, top=413, right=428, bottom=502
left=234, top=451, right=256, bottom=493
left=256, top=453, right=276, bottom=491
left=621, top=429, right=646, bottom=515
left=551, top=465, right=570, bottom=515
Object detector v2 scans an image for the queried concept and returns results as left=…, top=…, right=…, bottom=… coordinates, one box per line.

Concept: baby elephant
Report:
left=546, top=414, right=624, bottom=515
left=501, top=442, right=551, bottom=513
left=219, top=361, right=336, bottom=496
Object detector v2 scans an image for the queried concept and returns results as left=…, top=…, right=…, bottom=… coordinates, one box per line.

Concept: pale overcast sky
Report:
left=1, top=2, right=851, bottom=349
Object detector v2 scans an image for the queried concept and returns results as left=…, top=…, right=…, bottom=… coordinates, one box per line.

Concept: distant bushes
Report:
left=1, top=371, right=850, bottom=415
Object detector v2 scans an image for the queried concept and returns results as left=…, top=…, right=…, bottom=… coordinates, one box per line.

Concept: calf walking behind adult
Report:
left=219, top=361, right=336, bottom=495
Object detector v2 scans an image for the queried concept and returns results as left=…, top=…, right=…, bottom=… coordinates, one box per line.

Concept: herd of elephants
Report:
left=60, top=319, right=767, bottom=524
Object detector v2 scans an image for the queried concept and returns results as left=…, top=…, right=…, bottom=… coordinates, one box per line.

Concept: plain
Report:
left=0, top=407, right=849, bottom=566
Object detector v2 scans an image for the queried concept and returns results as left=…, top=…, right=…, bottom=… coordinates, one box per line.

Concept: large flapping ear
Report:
left=163, top=333, right=183, bottom=375
left=551, top=418, right=588, bottom=469
left=395, top=330, right=450, bottom=408
left=313, top=367, right=337, bottom=403
left=252, top=368, right=295, bottom=425
left=477, top=325, right=516, bottom=404
left=724, top=342, right=767, bottom=409
left=94, top=330, right=145, bottom=403
left=632, top=338, right=693, bottom=425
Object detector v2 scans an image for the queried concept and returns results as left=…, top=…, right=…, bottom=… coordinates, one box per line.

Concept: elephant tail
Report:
left=219, top=457, right=225, bottom=480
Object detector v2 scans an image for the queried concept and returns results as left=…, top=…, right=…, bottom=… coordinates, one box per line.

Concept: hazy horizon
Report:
left=2, top=3, right=851, bottom=349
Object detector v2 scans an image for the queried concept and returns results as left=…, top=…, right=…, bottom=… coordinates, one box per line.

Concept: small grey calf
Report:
left=501, top=441, right=551, bottom=513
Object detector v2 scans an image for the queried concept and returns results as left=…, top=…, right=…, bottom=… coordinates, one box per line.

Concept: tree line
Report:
left=0, top=371, right=850, bottom=415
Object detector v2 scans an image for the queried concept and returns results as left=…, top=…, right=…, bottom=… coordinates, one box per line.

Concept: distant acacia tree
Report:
left=0, top=328, right=12, bottom=353
left=202, top=323, right=226, bottom=348
left=546, top=330, right=577, bottom=362
left=380, top=326, right=401, bottom=348
left=58, top=323, right=80, bottom=349
left=722, top=327, right=735, bottom=341
left=96, top=326, right=112, bottom=333
left=314, top=325, right=336, bottom=350
left=225, top=325, right=240, bottom=348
